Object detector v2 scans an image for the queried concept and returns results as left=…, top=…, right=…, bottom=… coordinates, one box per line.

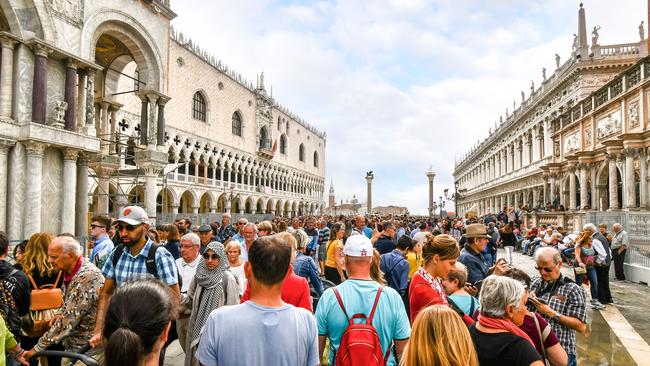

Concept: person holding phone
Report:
left=458, top=224, right=508, bottom=295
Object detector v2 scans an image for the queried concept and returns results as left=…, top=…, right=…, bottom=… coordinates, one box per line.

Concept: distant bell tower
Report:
left=328, top=180, right=335, bottom=207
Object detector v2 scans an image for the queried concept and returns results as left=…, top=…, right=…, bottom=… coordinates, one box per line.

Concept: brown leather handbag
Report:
left=22, top=272, right=63, bottom=337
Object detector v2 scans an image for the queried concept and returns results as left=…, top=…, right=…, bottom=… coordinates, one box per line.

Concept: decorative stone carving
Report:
left=584, top=127, right=592, bottom=147
left=591, top=25, right=601, bottom=46
left=596, top=109, right=622, bottom=138
left=628, top=100, right=639, bottom=128
left=47, top=0, right=83, bottom=27
left=53, top=101, right=68, bottom=127
left=564, top=132, right=580, bottom=153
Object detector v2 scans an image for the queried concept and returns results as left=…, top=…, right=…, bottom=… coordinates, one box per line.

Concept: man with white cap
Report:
left=89, top=205, right=180, bottom=348
left=315, top=234, right=411, bottom=366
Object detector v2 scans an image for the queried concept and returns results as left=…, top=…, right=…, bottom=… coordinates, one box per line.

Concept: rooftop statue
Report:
left=555, top=54, right=560, bottom=69
left=542, top=67, right=547, bottom=80
left=572, top=33, right=578, bottom=52
left=592, top=25, right=601, bottom=46
left=640, top=21, right=645, bottom=41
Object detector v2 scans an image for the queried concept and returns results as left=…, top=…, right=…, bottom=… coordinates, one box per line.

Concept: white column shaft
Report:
left=625, top=152, right=636, bottom=208
left=24, top=151, right=43, bottom=237
left=0, top=44, right=14, bottom=118
left=61, top=157, right=77, bottom=234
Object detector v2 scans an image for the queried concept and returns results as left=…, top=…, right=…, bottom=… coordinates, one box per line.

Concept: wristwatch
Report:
left=553, top=312, right=561, bottom=321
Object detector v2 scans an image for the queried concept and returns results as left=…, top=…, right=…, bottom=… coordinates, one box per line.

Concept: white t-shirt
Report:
left=228, top=261, right=247, bottom=297
left=175, top=255, right=202, bottom=293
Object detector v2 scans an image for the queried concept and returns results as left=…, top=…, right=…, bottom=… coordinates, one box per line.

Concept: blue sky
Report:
left=171, top=0, right=645, bottom=215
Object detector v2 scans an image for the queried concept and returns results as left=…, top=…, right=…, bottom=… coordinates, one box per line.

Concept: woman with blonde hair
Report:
left=19, top=232, right=62, bottom=352
left=257, top=221, right=274, bottom=237
left=574, top=230, right=605, bottom=309
left=400, top=305, right=478, bottom=366
left=370, top=249, right=386, bottom=285
left=409, top=234, right=459, bottom=322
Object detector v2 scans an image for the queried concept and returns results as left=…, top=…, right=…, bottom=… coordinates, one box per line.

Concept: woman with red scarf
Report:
left=469, top=275, right=544, bottom=366
left=408, top=234, right=459, bottom=322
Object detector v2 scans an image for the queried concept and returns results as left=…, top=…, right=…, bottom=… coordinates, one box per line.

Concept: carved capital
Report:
left=77, top=152, right=89, bottom=165
left=624, top=147, right=640, bottom=159
left=0, top=139, right=15, bottom=153
left=30, top=43, right=52, bottom=58
left=24, top=141, right=46, bottom=156
left=0, top=36, right=16, bottom=50
left=62, top=148, right=79, bottom=161
left=65, top=58, right=78, bottom=70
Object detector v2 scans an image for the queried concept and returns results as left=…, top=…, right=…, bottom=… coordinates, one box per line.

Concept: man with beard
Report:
left=89, top=206, right=179, bottom=349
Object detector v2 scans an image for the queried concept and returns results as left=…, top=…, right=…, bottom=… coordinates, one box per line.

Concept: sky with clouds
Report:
left=171, top=0, right=645, bottom=215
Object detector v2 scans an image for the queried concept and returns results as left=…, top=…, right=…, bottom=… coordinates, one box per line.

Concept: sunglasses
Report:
left=90, top=224, right=105, bottom=230
left=203, top=253, right=219, bottom=260
left=535, top=265, right=556, bottom=273
left=117, top=223, right=141, bottom=232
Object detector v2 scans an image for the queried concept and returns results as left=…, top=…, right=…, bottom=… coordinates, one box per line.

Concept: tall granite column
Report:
left=24, top=142, right=46, bottom=237
left=608, top=154, right=620, bottom=210
left=640, top=148, right=648, bottom=208
left=85, top=69, right=96, bottom=136
left=63, top=59, right=77, bottom=131
left=366, top=173, right=373, bottom=214
left=31, top=44, right=50, bottom=124
left=426, top=168, right=435, bottom=217
left=61, top=149, right=78, bottom=234
left=0, top=37, right=16, bottom=119
left=75, top=154, right=89, bottom=237
left=624, top=149, right=637, bottom=209
left=579, top=165, right=589, bottom=210
left=0, top=141, right=12, bottom=231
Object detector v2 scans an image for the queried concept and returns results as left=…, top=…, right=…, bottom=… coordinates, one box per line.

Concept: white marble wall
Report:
left=40, top=147, right=63, bottom=234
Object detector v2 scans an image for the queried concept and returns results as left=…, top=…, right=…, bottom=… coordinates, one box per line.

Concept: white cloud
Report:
left=170, top=0, right=645, bottom=214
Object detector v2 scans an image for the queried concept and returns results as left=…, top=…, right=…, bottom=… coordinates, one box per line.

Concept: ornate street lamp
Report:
left=444, top=183, right=467, bottom=218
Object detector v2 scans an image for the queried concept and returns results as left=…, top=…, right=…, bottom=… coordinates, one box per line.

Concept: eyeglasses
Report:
left=180, top=244, right=196, bottom=249
left=117, top=223, right=140, bottom=232
left=535, top=265, right=556, bottom=273
left=90, top=224, right=105, bottom=230
left=238, top=222, right=246, bottom=225
left=203, top=253, right=219, bottom=260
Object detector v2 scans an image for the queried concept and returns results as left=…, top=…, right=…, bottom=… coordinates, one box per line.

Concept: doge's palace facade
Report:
left=0, top=0, right=326, bottom=242
left=454, top=5, right=649, bottom=229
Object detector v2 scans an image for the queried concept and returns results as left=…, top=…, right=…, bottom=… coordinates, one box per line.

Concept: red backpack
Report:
left=332, top=286, right=389, bottom=366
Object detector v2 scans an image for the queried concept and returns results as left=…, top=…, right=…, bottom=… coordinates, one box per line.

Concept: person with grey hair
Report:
left=469, top=275, right=543, bottom=366
left=216, top=213, right=236, bottom=243
left=583, top=223, right=612, bottom=304
left=610, top=223, right=628, bottom=280
left=529, top=247, right=587, bottom=366
left=23, top=236, right=105, bottom=361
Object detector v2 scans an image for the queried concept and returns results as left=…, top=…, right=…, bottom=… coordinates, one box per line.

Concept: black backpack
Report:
left=0, top=269, right=21, bottom=336
left=111, top=244, right=182, bottom=288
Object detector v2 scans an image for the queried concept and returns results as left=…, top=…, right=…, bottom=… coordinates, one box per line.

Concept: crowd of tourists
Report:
left=0, top=205, right=629, bottom=366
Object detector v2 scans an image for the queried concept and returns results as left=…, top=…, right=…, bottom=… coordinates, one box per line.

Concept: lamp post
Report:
left=438, top=196, right=445, bottom=217
left=444, top=183, right=467, bottom=218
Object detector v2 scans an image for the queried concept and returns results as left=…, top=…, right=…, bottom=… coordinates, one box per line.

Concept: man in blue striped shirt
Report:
left=89, top=206, right=179, bottom=347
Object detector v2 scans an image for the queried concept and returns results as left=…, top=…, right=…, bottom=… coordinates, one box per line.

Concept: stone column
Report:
left=0, top=141, right=13, bottom=231
left=542, top=176, right=548, bottom=205
left=6, top=142, right=25, bottom=241
left=24, top=142, right=46, bottom=237
left=63, top=59, right=77, bottom=131
left=624, top=149, right=637, bottom=209
left=157, top=97, right=169, bottom=148
left=590, top=167, right=598, bottom=209
left=365, top=173, right=373, bottom=214
left=99, top=103, right=109, bottom=148
left=171, top=204, right=179, bottom=219
left=143, top=166, right=162, bottom=224
left=640, top=148, right=648, bottom=208
left=76, top=70, right=87, bottom=131
left=549, top=174, right=557, bottom=204
left=110, top=107, right=118, bottom=153
left=0, top=37, right=16, bottom=119
left=426, top=169, right=435, bottom=217
left=61, top=149, right=78, bottom=234
left=608, top=154, right=620, bottom=210
left=146, top=94, right=159, bottom=149
left=192, top=206, right=199, bottom=215
left=75, top=154, right=89, bottom=237
left=579, top=165, right=589, bottom=210
left=31, top=44, right=50, bottom=124
left=139, top=95, right=148, bottom=146
left=569, top=168, right=577, bottom=210
left=85, top=69, right=96, bottom=136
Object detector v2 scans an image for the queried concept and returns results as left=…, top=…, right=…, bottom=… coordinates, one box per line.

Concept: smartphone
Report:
left=472, top=279, right=483, bottom=288
left=529, top=293, right=547, bottom=305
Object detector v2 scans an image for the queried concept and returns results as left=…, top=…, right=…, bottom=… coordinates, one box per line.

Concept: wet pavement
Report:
left=509, top=249, right=650, bottom=366
left=164, top=250, right=650, bottom=366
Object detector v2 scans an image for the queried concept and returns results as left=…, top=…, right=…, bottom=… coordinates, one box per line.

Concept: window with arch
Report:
left=280, top=134, right=287, bottom=154
left=313, top=151, right=319, bottom=168
left=299, top=143, right=305, bottom=162
left=232, top=111, right=243, bottom=136
left=193, top=92, right=207, bottom=122
left=277, top=116, right=281, bottom=130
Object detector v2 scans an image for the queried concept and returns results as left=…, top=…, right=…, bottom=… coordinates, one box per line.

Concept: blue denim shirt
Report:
left=293, top=252, right=323, bottom=296
left=458, top=246, right=489, bottom=287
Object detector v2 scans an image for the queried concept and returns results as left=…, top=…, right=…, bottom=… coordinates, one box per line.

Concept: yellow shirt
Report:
left=406, top=252, right=423, bottom=280
left=325, top=239, right=344, bottom=268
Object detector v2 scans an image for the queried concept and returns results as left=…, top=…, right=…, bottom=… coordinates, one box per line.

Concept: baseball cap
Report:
left=198, top=224, right=212, bottom=232
left=343, top=234, right=373, bottom=257
left=116, top=206, right=149, bottom=226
